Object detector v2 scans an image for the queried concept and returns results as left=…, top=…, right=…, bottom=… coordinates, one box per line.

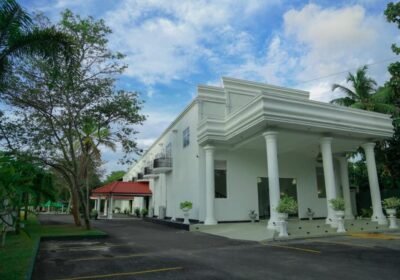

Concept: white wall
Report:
left=203, top=148, right=328, bottom=222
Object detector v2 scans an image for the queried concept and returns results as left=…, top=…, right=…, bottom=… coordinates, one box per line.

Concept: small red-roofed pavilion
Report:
left=91, top=181, right=151, bottom=219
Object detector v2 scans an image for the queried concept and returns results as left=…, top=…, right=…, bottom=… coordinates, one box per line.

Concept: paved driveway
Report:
left=33, top=215, right=400, bottom=280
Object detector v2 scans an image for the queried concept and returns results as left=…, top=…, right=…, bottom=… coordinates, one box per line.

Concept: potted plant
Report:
left=275, top=196, right=298, bottom=237
left=382, top=197, right=400, bottom=229
left=329, top=198, right=346, bottom=232
left=249, top=210, right=257, bottom=223
left=180, top=201, right=193, bottom=225
left=134, top=207, right=140, bottom=217
left=141, top=208, right=148, bottom=218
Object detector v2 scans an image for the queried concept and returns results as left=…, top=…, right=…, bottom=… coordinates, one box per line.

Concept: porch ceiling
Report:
left=230, top=130, right=364, bottom=156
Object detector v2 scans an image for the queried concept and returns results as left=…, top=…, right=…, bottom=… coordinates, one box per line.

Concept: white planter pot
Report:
left=277, top=212, right=288, bottom=237
left=335, top=210, right=346, bottom=233
left=182, top=208, right=190, bottom=225
left=386, top=208, right=398, bottom=229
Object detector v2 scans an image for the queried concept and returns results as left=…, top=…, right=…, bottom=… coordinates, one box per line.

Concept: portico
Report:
left=125, top=77, right=394, bottom=233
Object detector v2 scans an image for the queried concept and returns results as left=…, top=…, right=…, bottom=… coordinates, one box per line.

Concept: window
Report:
left=183, top=127, right=190, bottom=147
left=316, top=167, right=326, bottom=198
left=165, top=143, right=172, bottom=158
left=214, top=160, right=227, bottom=198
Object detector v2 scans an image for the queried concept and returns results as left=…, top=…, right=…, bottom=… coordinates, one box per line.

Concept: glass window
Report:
left=316, top=167, right=326, bottom=198
left=183, top=127, right=190, bottom=148
left=214, top=160, right=227, bottom=198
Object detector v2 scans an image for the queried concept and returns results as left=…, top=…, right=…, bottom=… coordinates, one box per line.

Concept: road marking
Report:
left=312, top=239, right=374, bottom=248
left=262, top=243, right=321, bottom=254
left=43, top=242, right=136, bottom=251
left=349, top=233, right=400, bottom=240
left=56, top=267, right=183, bottom=280
left=66, top=252, right=151, bottom=262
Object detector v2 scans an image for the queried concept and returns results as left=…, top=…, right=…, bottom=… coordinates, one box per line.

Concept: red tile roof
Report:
left=91, top=181, right=151, bottom=196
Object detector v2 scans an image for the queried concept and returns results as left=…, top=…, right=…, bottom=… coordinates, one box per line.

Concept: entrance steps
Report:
left=276, top=218, right=396, bottom=240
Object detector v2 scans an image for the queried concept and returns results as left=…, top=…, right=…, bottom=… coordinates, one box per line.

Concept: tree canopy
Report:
left=0, top=10, right=145, bottom=229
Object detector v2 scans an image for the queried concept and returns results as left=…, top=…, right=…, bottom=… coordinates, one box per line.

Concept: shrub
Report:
left=329, top=198, right=345, bottom=211
left=180, top=201, right=193, bottom=210
left=382, top=197, right=400, bottom=209
left=123, top=208, right=129, bottom=215
left=141, top=208, right=148, bottom=217
left=276, top=196, right=298, bottom=214
left=134, top=207, right=140, bottom=217
left=114, top=207, right=120, bottom=214
left=360, top=208, right=373, bottom=218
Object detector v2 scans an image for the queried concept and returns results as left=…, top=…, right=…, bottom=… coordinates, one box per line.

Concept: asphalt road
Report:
left=33, top=215, right=400, bottom=280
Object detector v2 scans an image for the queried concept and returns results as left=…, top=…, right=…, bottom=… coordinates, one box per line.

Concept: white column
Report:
left=103, top=198, right=108, bottom=216
left=94, top=199, right=97, bottom=211
left=320, top=137, right=337, bottom=225
left=107, top=195, right=113, bottom=219
left=171, top=129, right=178, bottom=221
left=204, top=145, right=217, bottom=225
left=263, top=131, right=281, bottom=229
left=361, top=143, right=387, bottom=225
left=96, top=198, right=101, bottom=212
left=160, top=173, right=167, bottom=207
left=338, top=156, right=354, bottom=220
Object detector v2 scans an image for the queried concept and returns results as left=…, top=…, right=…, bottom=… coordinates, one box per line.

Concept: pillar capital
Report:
left=262, top=131, right=278, bottom=139
left=320, top=136, right=333, bottom=144
left=203, top=145, right=215, bottom=151
left=361, top=142, right=376, bottom=151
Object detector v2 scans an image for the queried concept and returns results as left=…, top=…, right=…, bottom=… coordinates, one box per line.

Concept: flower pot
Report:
left=386, top=208, right=398, bottom=229
left=249, top=213, right=257, bottom=223
left=182, top=209, right=190, bottom=225
left=335, top=210, right=346, bottom=233
left=277, top=212, right=288, bottom=221
left=277, top=212, right=289, bottom=237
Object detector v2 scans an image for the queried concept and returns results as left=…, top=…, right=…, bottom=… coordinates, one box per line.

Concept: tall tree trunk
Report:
left=74, top=179, right=91, bottom=230
left=70, top=187, right=81, bottom=226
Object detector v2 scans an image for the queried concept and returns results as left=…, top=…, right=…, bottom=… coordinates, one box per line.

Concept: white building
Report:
left=124, top=77, right=393, bottom=229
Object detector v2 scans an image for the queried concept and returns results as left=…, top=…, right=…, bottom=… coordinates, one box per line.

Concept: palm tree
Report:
left=75, top=117, right=116, bottom=219
left=331, top=65, right=396, bottom=114
left=0, top=0, right=73, bottom=87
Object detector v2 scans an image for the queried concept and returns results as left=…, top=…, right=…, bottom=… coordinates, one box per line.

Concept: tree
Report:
left=103, top=170, right=126, bottom=185
left=0, top=11, right=145, bottom=229
left=331, top=66, right=396, bottom=114
left=385, top=2, right=400, bottom=108
left=0, top=0, right=73, bottom=90
left=0, top=152, right=55, bottom=246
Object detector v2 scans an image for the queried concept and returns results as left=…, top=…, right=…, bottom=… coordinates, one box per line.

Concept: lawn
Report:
left=0, top=214, right=106, bottom=280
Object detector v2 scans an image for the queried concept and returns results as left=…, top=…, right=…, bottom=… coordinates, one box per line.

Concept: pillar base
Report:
left=371, top=214, right=387, bottom=225
left=345, top=215, right=355, bottom=220
left=204, top=218, right=217, bottom=225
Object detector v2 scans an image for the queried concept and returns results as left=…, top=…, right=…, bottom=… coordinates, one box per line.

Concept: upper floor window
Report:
left=183, top=127, right=190, bottom=148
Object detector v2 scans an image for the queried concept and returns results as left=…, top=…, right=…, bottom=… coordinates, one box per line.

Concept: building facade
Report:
left=124, top=77, right=393, bottom=228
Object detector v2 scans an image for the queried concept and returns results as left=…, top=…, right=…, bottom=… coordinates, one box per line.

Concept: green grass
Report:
left=0, top=215, right=106, bottom=280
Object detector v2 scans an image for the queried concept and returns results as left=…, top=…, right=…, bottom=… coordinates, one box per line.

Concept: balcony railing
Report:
left=144, top=167, right=153, bottom=175
left=153, top=157, right=172, bottom=168
left=137, top=172, right=144, bottom=180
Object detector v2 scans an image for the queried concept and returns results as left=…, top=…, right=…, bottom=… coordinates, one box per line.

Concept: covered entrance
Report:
left=258, top=177, right=298, bottom=220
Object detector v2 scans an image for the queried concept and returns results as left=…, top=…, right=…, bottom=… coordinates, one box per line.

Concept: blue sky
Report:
left=19, top=0, right=399, bottom=176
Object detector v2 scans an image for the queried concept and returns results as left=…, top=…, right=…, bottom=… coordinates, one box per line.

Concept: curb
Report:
left=25, top=238, right=40, bottom=280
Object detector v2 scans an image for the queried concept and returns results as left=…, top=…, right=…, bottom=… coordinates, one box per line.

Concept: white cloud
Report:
left=225, top=3, right=397, bottom=102
left=104, top=0, right=279, bottom=85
